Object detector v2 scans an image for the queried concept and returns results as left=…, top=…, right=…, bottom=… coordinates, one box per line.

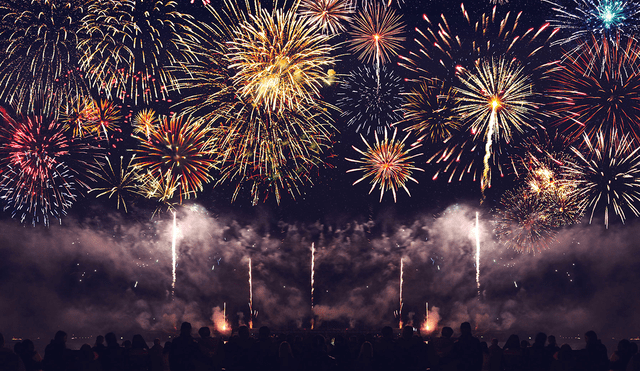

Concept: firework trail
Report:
left=311, top=243, right=316, bottom=309
left=475, top=212, right=480, bottom=296
left=347, top=128, right=423, bottom=202
left=171, top=211, right=177, bottom=297
left=249, top=257, right=253, bottom=329
left=399, top=257, right=404, bottom=328
left=348, top=0, right=405, bottom=89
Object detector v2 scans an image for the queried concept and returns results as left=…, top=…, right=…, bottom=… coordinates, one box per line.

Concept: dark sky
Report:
left=1, top=0, right=640, bottom=350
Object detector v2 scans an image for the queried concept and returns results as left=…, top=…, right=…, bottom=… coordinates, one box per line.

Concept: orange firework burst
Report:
left=347, top=128, right=423, bottom=202
left=132, top=109, right=158, bottom=139
left=131, top=113, right=216, bottom=203
left=348, top=0, right=405, bottom=66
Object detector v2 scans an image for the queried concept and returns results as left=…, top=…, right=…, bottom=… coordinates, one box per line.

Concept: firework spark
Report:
left=475, top=212, right=480, bottom=295
left=348, top=0, right=405, bottom=86
left=336, top=65, right=405, bottom=135
left=549, top=36, right=640, bottom=143
left=299, top=0, right=353, bottom=34
left=132, top=109, right=159, bottom=140
left=397, top=79, right=461, bottom=143
left=89, top=155, right=141, bottom=212
left=0, top=0, right=98, bottom=114
left=399, top=4, right=559, bottom=84
left=311, top=243, right=316, bottom=309
left=494, top=187, right=559, bottom=252
left=543, top=0, right=640, bottom=47
left=80, top=0, right=201, bottom=105
left=430, top=57, right=539, bottom=194
left=347, top=128, right=423, bottom=202
left=171, top=211, right=177, bottom=297
left=249, top=257, right=253, bottom=329
left=0, top=109, right=102, bottom=225
left=226, top=2, right=337, bottom=113
left=563, top=130, right=640, bottom=228
left=399, top=257, right=404, bottom=329
left=132, top=113, right=216, bottom=203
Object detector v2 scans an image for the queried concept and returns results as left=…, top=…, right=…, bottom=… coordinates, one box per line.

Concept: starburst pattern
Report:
left=347, top=128, right=423, bottom=202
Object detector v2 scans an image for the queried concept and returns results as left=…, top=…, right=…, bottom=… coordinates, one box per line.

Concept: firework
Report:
left=495, top=187, right=560, bottom=252
left=0, top=0, right=98, bottom=114
left=396, top=79, right=461, bottom=143
left=475, top=212, right=480, bottom=295
left=79, top=0, right=201, bottom=105
left=89, top=155, right=141, bottom=212
left=399, top=4, right=559, bottom=84
left=0, top=109, right=103, bottom=225
left=430, top=57, right=540, bottom=194
left=226, top=3, right=336, bottom=113
left=336, top=65, right=404, bottom=135
left=171, top=211, right=177, bottom=297
left=311, top=243, right=316, bottom=310
left=347, top=128, right=423, bottom=202
left=549, top=36, right=640, bottom=143
left=92, top=100, right=122, bottom=141
left=248, top=257, right=253, bottom=329
left=543, top=0, right=640, bottom=47
left=132, top=109, right=159, bottom=140
left=563, top=130, right=640, bottom=228
left=170, top=1, right=338, bottom=205
left=348, top=1, right=405, bottom=67
left=299, top=0, right=353, bottom=34
left=399, top=257, right=404, bottom=329
left=60, top=97, right=99, bottom=138
left=213, top=103, right=335, bottom=205
left=132, top=113, right=216, bottom=203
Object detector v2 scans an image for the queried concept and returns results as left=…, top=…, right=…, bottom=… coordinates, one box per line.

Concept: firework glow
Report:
left=299, top=0, right=353, bottom=34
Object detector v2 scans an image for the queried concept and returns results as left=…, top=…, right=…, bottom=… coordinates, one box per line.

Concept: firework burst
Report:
left=399, top=4, right=559, bottom=84
left=548, top=36, right=640, bottom=143
left=79, top=0, right=201, bottom=104
left=213, top=103, right=335, bottom=205
left=396, top=79, right=461, bottom=144
left=563, top=130, right=640, bottom=228
left=494, top=187, right=558, bottom=253
left=132, top=109, right=159, bottom=140
left=347, top=128, right=423, bottom=202
left=430, top=57, right=540, bottom=193
left=299, top=0, right=353, bottom=34
left=0, top=0, right=100, bottom=114
left=226, top=3, right=336, bottom=114
left=0, top=108, right=103, bottom=225
left=89, top=155, right=141, bottom=212
left=543, top=0, right=640, bottom=47
left=132, top=113, right=216, bottom=203
left=348, top=1, right=405, bottom=66
left=336, top=65, right=405, bottom=135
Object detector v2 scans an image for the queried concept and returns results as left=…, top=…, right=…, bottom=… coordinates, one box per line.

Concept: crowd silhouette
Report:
left=1, top=322, right=639, bottom=371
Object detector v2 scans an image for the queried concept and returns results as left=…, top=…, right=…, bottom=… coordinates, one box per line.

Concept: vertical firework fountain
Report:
left=399, top=257, right=404, bottom=328
left=310, top=243, right=315, bottom=329
left=248, top=258, right=253, bottom=329
left=171, top=211, right=177, bottom=298
left=475, top=212, right=481, bottom=297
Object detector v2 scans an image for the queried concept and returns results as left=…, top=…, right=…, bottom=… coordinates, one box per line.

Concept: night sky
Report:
left=1, top=0, right=639, bottom=349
